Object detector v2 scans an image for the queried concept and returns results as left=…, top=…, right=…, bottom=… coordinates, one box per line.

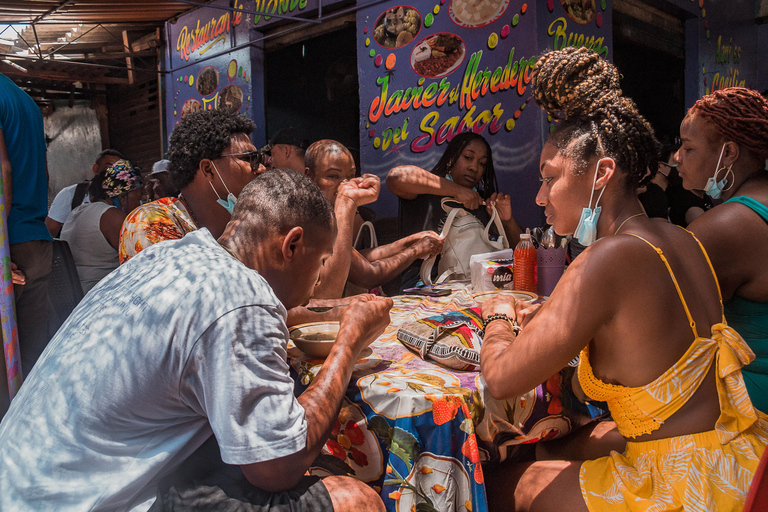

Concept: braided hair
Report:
left=431, top=132, right=498, bottom=199
left=689, top=87, right=768, bottom=162
left=531, top=47, right=661, bottom=189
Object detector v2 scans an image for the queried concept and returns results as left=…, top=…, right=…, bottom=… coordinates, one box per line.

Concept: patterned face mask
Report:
left=103, top=160, right=142, bottom=198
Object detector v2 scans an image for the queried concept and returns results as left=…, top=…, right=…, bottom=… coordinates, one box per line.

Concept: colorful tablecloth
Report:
left=290, top=283, right=605, bottom=512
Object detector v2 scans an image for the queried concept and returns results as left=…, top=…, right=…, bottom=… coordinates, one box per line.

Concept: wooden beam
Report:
left=122, top=30, right=134, bottom=85
left=0, top=62, right=130, bottom=84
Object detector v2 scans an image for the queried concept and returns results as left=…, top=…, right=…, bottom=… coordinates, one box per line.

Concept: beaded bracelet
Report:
left=483, top=313, right=522, bottom=334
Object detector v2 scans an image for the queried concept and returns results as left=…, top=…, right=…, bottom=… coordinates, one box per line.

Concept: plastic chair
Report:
left=47, top=240, right=84, bottom=337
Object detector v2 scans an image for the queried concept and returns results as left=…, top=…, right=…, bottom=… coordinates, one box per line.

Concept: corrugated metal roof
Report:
left=0, top=0, right=205, bottom=96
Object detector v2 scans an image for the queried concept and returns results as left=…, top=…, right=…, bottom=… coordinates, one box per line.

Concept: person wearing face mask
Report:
left=387, top=132, right=523, bottom=288
left=119, top=109, right=262, bottom=263
left=60, top=160, right=143, bottom=293
left=480, top=48, right=767, bottom=512
left=676, top=87, right=768, bottom=413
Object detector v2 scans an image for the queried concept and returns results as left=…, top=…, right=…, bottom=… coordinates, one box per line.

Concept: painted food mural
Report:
left=218, top=84, right=244, bottom=111
left=411, top=33, right=465, bottom=78
left=449, top=0, right=510, bottom=28
left=196, top=66, right=220, bottom=96
left=180, top=99, right=202, bottom=118
left=560, top=0, right=596, bottom=25
left=374, top=6, right=422, bottom=48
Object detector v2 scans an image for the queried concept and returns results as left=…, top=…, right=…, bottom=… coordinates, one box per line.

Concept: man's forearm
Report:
left=313, top=199, right=357, bottom=298
left=296, top=332, right=360, bottom=461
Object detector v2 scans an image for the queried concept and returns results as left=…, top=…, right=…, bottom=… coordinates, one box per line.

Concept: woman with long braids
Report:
left=387, top=132, right=523, bottom=287
left=386, top=132, right=523, bottom=241
left=480, top=47, right=767, bottom=511
left=676, top=88, right=768, bottom=413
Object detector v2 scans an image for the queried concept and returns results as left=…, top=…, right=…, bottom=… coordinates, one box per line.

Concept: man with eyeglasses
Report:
left=119, top=108, right=267, bottom=263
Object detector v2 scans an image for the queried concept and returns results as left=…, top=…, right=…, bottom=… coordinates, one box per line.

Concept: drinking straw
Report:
left=0, top=164, right=22, bottom=399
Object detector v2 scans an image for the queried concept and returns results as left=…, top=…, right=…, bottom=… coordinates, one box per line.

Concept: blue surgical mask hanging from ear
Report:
left=209, top=162, right=237, bottom=215
left=703, top=144, right=730, bottom=200
left=573, top=159, right=607, bottom=246
left=112, top=197, right=122, bottom=209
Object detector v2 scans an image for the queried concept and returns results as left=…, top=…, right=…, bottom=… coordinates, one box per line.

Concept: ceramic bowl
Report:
left=289, top=322, right=340, bottom=357
left=471, top=290, right=538, bottom=304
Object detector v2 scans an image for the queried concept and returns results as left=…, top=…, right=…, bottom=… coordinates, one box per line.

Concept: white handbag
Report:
left=420, top=198, right=509, bottom=285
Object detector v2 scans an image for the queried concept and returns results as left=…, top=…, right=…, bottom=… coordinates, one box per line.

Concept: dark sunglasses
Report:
left=220, top=150, right=264, bottom=171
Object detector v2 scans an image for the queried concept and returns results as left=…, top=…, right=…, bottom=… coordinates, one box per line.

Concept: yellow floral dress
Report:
left=118, top=197, right=197, bottom=263
left=578, top=231, right=768, bottom=511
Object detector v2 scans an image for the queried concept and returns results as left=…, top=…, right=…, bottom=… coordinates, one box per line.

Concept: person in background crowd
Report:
left=263, top=127, right=309, bottom=173
left=305, top=140, right=443, bottom=298
left=45, top=149, right=124, bottom=237
left=679, top=87, right=768, bottom=413
left=386, top=132, right=523, bottom=288
left=61, top=160, right=142, bottom=293
left=0, top=170, right=389, bottom=512
left=146, top=159, right=180, bottom=201
left=0, top=71, right=53, bottom=417
left=480, top=47, right=767, bottom=512
left=119, top=108, right=259, bottom=263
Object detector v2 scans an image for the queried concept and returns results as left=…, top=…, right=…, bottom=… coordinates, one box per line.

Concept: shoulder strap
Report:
left=628, top=233, right=699, bottom=339
left=421, top=204, right=463, bottom=285
left=71, top=180, right=91, bottom=209
left=353, top=221, right=378, bottom=250
left=725, top=196, right=768, bottom=225
left=678, top=226, right=726, bottom=323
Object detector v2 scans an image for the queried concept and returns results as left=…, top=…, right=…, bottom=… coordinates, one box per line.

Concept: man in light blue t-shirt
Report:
left=0, top=170, right=390, bottom=512
left=0, top=72, right=53, bottom=417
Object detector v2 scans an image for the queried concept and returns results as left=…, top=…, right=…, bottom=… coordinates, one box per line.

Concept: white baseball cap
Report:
left=151, top=159, right=170, bottom=174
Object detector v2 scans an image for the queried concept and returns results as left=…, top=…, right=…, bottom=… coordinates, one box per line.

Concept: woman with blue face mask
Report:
left=479, top=48, right=768, bottom=512
left=60, top=159, right=143, bottom=292
left=677, top=88, right=768, bottom=414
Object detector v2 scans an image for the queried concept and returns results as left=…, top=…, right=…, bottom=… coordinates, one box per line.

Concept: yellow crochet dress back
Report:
left=576, top=230, right=768, bottom=512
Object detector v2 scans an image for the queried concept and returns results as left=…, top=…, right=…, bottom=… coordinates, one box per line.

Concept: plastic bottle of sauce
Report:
left=513, top=233, right=536, bottom=293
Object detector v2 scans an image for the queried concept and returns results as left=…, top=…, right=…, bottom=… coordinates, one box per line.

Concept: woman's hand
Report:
left=10, top=262, right=25, bottom=286
left=487, top=192, right=513, bottom=221
left=452, top=186, right=483, bottom=210
left=515, top=301, right=541, bottom=328
left=481, top=294, right=517, bottom=321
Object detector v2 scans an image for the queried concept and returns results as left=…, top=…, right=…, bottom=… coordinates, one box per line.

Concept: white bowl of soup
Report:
left=289, top=322, right=340, bottom=357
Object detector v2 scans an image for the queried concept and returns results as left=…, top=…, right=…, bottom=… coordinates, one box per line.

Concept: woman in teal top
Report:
left=674, top=87, right=768, bottom=411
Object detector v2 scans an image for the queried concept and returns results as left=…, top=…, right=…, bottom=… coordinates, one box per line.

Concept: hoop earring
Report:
left=715, top=163, right=735, bottom=192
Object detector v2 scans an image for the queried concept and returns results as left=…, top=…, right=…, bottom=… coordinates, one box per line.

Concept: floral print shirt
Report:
left=119, top=197, right=197, bottom=263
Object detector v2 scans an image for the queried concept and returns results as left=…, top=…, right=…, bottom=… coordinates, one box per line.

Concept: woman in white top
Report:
left=61, top=160, right=143, bottom=293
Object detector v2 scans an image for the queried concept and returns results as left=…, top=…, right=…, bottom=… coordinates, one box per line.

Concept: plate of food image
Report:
left=410, top=33, right=466, bottom=79
left=196, top=65, right=219, bottom=96
left=449, top=0, right=510, bottom=28
left=180, top=98, right=202, bottom=118
left=218, top=84, right=243, bottom=111
left=373, top=5, right=422, bottom=48
left=560, top=0, right=596, bottom=25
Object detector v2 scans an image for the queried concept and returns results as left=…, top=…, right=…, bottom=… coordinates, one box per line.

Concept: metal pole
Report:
left=0, top=163, right=22, bottom=399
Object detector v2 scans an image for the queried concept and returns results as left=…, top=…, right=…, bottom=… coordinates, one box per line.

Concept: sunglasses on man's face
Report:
left=220, top=150, right=264, bottom=171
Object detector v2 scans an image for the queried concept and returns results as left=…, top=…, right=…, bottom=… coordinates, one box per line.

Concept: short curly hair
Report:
left=167, top=109, right=255, bottom=189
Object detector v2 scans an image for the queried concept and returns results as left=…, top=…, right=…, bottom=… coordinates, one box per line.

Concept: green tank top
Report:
left=723, top=195, right=768, bottom=412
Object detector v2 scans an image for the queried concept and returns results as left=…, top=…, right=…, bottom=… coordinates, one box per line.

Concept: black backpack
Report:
left=70, top=180, right=91, bottom=209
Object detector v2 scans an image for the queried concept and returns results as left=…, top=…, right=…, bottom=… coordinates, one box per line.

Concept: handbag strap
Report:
left=353, top=221, right=377, bottom=250
left=420, top=202, right=463, bottom=285
left=421, top=198, right=509, bottom=284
